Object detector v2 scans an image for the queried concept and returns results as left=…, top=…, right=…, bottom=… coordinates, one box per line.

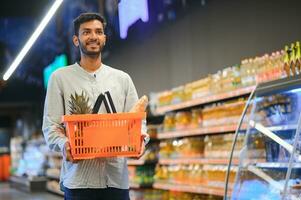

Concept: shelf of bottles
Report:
left=159, top=158, right=239, bottom=165
left=149, top=41, right=301, bottom=198
left=156, top=86, right=255, bottom=114
left=153, top=182, right=228, bottom=197
left=128, top=121, right=161, bottom=196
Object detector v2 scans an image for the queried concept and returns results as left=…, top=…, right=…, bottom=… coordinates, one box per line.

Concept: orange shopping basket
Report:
left=62, top=112, right=146, bottom=160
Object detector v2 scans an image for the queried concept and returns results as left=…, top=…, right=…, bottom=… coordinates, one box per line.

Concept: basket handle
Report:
left=105, top=91, right=116, bottom=113
left=92, top=92, right=116, bottom=114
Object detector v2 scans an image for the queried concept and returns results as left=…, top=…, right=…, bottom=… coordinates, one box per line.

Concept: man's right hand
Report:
left=63, top=141, right=78, bottom=163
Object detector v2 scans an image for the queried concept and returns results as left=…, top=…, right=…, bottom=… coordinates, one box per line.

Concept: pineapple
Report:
left=68, top=91, right=92, bottom=114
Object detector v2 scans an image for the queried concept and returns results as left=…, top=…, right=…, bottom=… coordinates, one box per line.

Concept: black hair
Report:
left=73, top=13, right=106, bottom=36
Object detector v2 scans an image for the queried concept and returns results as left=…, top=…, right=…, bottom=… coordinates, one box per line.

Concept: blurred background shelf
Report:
left=153, top=182, right=229, bottom=197
left=9, top=175, right=47, bottom=192
left=156, top=86, right=255, bottom=114
left=159, top=158, right=239, bottom=165
left=157, top=124, right=247, bottom=139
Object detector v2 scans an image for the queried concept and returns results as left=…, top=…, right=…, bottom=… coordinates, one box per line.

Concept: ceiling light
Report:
left=3, top=0, right=63, bottom=81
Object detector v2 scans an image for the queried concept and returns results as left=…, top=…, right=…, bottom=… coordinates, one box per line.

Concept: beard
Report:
left=78, top=39, right=104, bottom=57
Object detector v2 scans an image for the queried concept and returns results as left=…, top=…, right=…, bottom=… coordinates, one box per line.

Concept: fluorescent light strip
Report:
left=3, top=0, right=63, bottom=81
left=249, top=120, right=293, bottom=153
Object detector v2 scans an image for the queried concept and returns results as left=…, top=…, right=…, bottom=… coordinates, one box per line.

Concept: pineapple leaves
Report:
left=68, top=91, right=92, bottom=114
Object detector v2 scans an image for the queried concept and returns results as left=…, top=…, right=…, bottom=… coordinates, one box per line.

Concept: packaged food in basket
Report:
left=130, top=95, right=148, bottom=112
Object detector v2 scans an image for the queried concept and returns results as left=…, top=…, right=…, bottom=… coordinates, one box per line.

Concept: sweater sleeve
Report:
left=42, top=73, right=68, bottom=152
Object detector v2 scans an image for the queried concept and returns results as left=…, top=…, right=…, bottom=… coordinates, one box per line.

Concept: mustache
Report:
left=86, top=39, right=100, bottom=45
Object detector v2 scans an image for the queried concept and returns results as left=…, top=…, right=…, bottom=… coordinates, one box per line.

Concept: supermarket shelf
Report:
left=153, top=182, right=228, bottom=197
left=156, top=86, right=255, bottom=114
left=47, top=151, right=62, bottom=157
left=10, top=175, right=47, bottom=185
left=9, top=175, right=47, bottom=192
left=157, top=124, right=247, bottom=139
left=0, top=147, right=9, bottom=154
left=127, top=159, right=145, bottom=165
left=159, top=158, right=239, bottom=165
left=46, top=184, right=64, bottom=196
left=159, top=158, right=265, bottom=166
left=127, top=159, right=157, bottom=166
left=129, top=182, right=153, bottom=189
left=256, top=162, right=301, bottom=168
left=46, top=168, right=60, bottom=180
left=203, top=101, right=246, bottom=112
left=46, top=174, right=60, bottom=180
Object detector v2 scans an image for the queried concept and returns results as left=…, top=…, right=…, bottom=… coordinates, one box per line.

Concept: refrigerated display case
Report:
left=225, top=75, right=301, bottom=200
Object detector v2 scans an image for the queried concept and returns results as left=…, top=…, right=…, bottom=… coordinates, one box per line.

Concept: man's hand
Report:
left=63, top=141, right=78, bottom=163
left=136, top=133, right=148, bottom=159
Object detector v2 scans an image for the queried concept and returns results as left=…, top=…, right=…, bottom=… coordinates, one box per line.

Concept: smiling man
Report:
left=42, top=13, right=148, bottom=200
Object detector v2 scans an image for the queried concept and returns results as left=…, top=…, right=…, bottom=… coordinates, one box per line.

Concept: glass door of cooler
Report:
left=225, top=76, right=301, bottom=200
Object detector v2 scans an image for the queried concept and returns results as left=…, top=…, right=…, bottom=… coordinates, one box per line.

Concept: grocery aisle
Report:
left=0, top=183, right=62, bottom=200
left=1, top=1, right=301, bottom=200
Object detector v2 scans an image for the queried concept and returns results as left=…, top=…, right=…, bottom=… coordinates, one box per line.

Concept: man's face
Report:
left=75, top=20, right=106, bottom=56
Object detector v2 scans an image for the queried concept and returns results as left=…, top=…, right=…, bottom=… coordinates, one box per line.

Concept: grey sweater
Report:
left=42, top=63, right=146, bottom=189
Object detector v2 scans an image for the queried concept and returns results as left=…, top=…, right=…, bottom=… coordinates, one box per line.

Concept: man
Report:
left=42, top=13, right=148, bottom=200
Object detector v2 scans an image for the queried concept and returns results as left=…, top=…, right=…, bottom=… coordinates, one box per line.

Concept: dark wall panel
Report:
left=105, top=0, right=301, bottom=96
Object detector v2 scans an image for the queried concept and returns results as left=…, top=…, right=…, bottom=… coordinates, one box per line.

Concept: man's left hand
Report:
left=136, top=133, right=148, bottom=159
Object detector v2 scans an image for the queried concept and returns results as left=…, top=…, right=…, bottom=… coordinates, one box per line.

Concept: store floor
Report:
left=0, top=182, right=63, bottom=200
